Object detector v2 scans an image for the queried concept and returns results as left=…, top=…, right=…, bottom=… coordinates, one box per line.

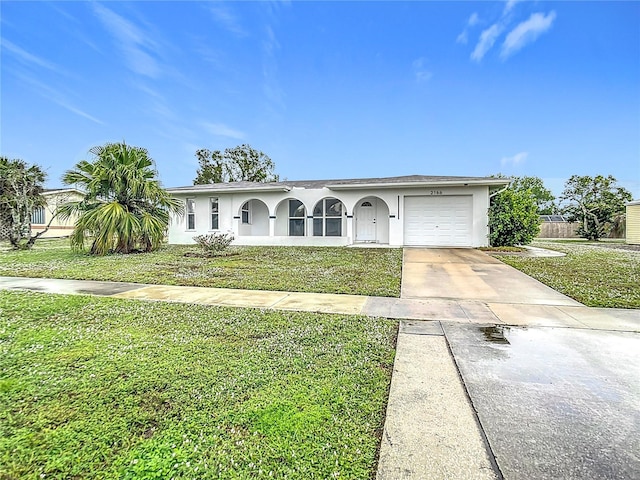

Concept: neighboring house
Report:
left=627, top=200, right=640, bottom=245
left=167, top=175, right=510, bottom=248
left=30, top=188, right=84, bottom=238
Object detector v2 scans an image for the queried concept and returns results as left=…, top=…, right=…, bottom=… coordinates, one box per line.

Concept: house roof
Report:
left=167, top=175, right=510, bottom=194
left=627, top=200, right=640, bottom=206
left=42, top=188, right=84, bottom=196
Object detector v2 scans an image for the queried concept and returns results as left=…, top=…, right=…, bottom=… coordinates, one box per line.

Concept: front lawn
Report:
left=0, top=290, right=396, bottom=479
left=497, top=240, right=640, bottom=308
left=0, top=239, right=402, bottom=297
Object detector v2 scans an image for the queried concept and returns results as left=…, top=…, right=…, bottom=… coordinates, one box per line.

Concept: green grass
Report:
left=0, top=239, right=402, bottom=297
left=0, top=290, right=396, bottom=479
left=497, top=240, right=640, bottom=308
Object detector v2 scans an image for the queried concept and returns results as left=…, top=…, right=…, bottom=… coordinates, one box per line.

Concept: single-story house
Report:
left=626, top=200, right=640, bottom=245
left=30, top=188, right=84, bottom=238
left=167, top=175, right=510, bottom=248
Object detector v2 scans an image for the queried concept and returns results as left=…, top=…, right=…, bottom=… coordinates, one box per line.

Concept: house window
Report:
left=210, top=197, right=219, bottom=230
left=31, top=206, right=45, bottom=225
left=241, top=201, right=251, bottom=224
left=313, top=198, right=343, bottom=236
left=186, top=198, right=196, bottom=230
left=288, top=199, right=305, bottom=236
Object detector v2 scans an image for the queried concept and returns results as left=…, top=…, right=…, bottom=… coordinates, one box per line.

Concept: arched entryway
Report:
left=237, top=199, right=269, bottom=236
left=354, top=197, right=389, bottom=243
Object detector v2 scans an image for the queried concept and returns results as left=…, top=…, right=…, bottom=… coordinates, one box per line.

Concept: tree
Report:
left=0, top=156, right=48, bottom=250
left=488, top=186, right=541, bottom=247
left=59, top=142, right=182, bottom=255
left=510, top=176, right=556, bottom=215
left=560, top=175, right=632, bottom=241
left=194, top=144, right=278, bottom=184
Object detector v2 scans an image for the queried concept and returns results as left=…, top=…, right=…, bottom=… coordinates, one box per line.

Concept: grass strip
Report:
left=0, top=239, right=402, bottom=297
left=497, top=241, right=640, bottom=308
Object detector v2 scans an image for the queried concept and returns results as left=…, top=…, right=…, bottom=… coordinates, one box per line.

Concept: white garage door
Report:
left=404, top=195, right=473, bottom=246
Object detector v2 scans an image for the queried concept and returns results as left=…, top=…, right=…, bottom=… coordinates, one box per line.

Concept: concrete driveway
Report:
left=401, top=247, right=580, bottom=305
left=377, top=247, right=640, bottom=480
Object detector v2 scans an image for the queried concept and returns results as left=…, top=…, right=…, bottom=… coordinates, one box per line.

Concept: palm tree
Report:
left=59, top=142, right=182, bottom=255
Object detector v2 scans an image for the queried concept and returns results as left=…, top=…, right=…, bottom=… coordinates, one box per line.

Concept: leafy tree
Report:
left=510, top=176, right=556, bottom=215
left=560, top=175, right=632, bottom=241
left=489, top=187, right=541, bottom=246
left=492, top=174, right=556, bottom=214
left=194, top=144, right=278, bottom=184
left=59, top=142, right=182, bottom=255
left=0, top=156, right=48, bottom=250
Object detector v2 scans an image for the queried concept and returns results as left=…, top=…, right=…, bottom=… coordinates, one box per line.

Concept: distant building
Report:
left=30, top=188, right=84, bottom=238
left=626, top=200, right=640, bottom=245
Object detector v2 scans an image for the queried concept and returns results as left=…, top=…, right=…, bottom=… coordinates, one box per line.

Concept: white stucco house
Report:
left=167, top=175, right=510, bottom=248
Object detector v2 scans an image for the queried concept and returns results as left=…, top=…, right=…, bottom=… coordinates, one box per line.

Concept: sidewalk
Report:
left=0, top=276, right=636, bottom=331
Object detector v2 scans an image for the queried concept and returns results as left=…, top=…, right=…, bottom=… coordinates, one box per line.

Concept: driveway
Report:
left=400, top=247, right=580, bottom=305
left=378, top=247, right=640, bottom=480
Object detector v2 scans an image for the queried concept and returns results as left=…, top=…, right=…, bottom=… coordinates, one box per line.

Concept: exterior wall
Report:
left=168, top=185, right=492, bottom=247
left=30, top=191, right=83, bottom=238
left=627, top=203, right=640, bottom=245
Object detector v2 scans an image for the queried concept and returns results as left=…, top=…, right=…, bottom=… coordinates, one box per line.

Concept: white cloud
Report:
left=92, top=3, right=161, bottom=78
left=456, top=12, right=480, bottom=45
left=412, top=57, right=433, bottom=83
left=202, top=122, right=246, bottom=140
left=11, top=71, right=104, bottom=125
left=208, top=3, right=247, bottom=37
left=501, top=152, right=529, bottom=167
left=501, top=11, right=556, bottom=59
left=503, top=0, right=520, bottom=15
left=1, top=39, right=64, bottom=73
left=456, top=31, right=469, bottom=45
left=471, top=24, right=503, bottom=62
left=262, top=25, right=285, bottom=113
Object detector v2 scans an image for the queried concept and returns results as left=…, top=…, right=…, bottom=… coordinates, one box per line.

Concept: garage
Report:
left=404, top=195, right=473, bottom=246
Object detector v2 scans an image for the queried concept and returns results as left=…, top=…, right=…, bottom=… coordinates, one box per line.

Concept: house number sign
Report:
left=429, top=190, right=443, bottom=195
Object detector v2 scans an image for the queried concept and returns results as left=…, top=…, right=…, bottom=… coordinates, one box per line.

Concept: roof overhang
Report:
left=43, top=188, right=84, bottom=196
left=326, top=178, right=511, bottom=190
left=167, top=185, right=292, bottom=195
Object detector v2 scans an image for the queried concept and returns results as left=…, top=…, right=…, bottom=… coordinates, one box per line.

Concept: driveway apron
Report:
left=378, top=247, right=640, bottom=480
left=400, top=247, right=580, bottom=305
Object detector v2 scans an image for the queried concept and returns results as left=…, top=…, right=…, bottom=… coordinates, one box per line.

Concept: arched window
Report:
left=313, top=198, right=343, bottom=236
left=289, top=199, right=305, bottom=236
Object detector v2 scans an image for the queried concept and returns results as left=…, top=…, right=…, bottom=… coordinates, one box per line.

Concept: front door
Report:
left=356, top=200, right=377, bottom=242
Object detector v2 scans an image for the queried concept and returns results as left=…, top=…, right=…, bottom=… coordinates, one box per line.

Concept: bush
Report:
left=489, top=189, right=540, bottom=247
left=193, top=232, right=234, bottom=255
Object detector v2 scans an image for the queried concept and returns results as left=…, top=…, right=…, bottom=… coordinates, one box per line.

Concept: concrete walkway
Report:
left=1, top=247, right=639, bottom=479
left=1, top=274, right=635, bottom=332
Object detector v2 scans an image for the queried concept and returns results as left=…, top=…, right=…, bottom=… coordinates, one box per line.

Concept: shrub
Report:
left=489, top=188, right=540, bottom=247
left=193, top=232, right=234, bottom=255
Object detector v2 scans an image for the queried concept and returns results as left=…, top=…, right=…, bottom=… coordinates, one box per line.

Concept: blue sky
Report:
left=1, top=1, right=639, bottom=199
